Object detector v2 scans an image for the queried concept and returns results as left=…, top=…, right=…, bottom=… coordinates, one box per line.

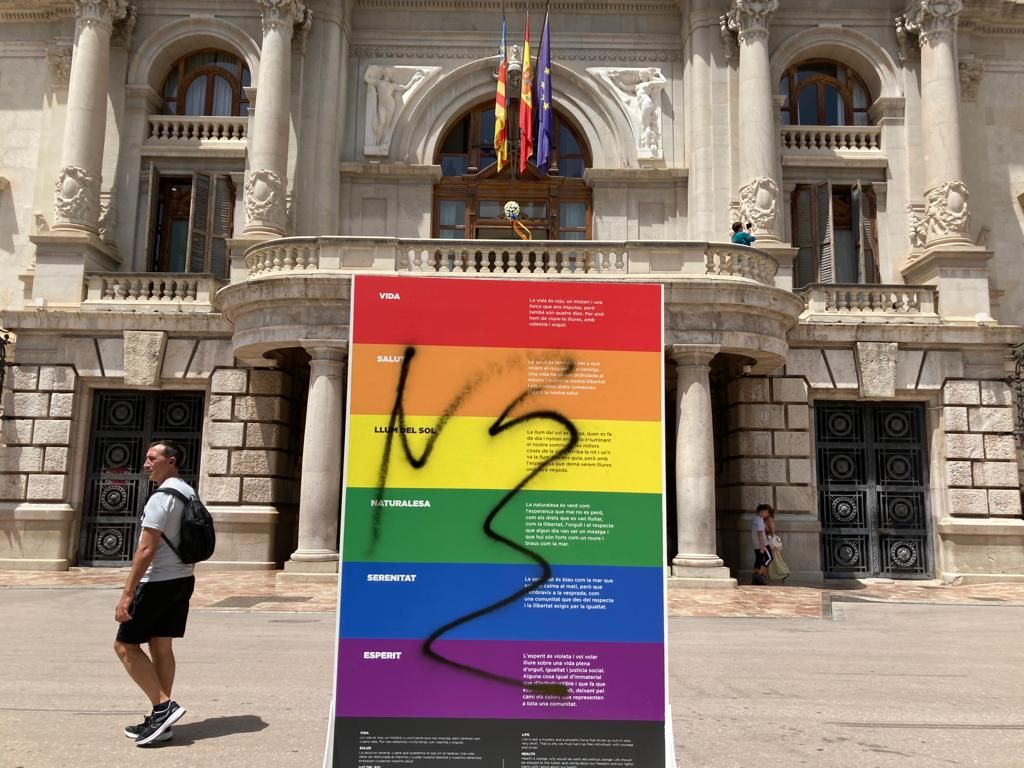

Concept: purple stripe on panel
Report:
left=336, top=638, right=664, bottom=721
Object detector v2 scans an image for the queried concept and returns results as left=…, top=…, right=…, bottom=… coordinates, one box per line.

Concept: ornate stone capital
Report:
left=903, top=0, right=961, bottom=47
left=292, top=6, right=313, bottom=53
left=74, top=0, right=129, bottom=32
left=738, top=176, right=779, bottom=234
left=924, top=180, right=970, bottom=240
left=894, top=14, right=920, bottom=63
left=245, top=168, right=286, bottom=231
left=959, top=58, right=983, bottom=101
left=46, top=47, right=73, bottom=87
left=719, top=14, right=738, bottom=63
left=724, top=0, right=778, bottom=44
left=257, top=0, right=307, bottom=36
left=54, top=165, right=100, bottom=229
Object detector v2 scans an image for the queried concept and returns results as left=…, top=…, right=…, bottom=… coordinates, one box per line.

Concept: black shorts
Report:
left=116, top=575, right=195, bottom=644
left=754, top=547, right=773, bottom=570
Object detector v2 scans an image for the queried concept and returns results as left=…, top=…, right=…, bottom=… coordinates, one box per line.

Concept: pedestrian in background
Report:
left=751, top=503, right=773, bottom=585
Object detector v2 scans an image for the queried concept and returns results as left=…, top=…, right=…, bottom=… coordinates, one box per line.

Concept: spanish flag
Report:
left=518, top=10, right=534, bottom=174
left=494, top=12, right=509, bottom=172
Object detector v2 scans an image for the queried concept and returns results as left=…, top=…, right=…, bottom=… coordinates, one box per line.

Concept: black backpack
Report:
left=152, top=487, right=216, bottom=564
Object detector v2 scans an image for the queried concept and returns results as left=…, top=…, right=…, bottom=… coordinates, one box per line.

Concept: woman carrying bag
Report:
left=765, top=509, right=791, bottom=582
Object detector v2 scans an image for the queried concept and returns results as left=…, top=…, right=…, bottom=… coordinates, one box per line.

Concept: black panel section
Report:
left=333, top=717, right=665, bottom=768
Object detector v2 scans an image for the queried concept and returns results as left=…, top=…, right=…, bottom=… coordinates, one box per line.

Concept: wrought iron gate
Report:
left=816, top=402, right=931, bottom=579
left=78, top=391, right=203, bottom=566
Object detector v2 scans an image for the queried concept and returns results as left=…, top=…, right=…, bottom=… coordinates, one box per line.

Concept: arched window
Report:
left=433, top=102, right=592, bottom=240
left=779, top=61, right=871, bottom=126
left=162, top=50, right=251, bottom=116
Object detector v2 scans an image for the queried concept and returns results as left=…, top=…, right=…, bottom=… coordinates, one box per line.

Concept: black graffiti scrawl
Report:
left=372, top=345, right=578, bottom=695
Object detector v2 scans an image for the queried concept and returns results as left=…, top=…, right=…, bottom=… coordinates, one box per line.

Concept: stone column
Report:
left=285, top=343, right=346, bottom=573
left=725, top=0, right=782, bottom=243
left=899, top=1, right=992, bottom=321
left=903, top=0, right=970, bottom=246
left=52, top=0, right=129, bottom=233
left=245, top=0, right=307, bottom=237
left=669, top=345, right=736, bottom=588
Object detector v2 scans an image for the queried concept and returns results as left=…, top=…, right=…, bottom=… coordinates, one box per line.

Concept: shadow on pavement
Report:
left=145, top=714, right=269, bottom=746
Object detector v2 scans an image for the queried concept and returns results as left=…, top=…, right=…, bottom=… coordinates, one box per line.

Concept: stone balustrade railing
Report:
left=146, top=116, right=248, bottom=144
left=82, top=273, right=221, bottom=313
left=243, top=237, right=780, bottom=287
left=801, top=284, right=940, bottom=323
left=781, top=125, right=882, bottom=152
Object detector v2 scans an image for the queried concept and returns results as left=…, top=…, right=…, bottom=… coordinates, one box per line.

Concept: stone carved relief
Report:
left=924, top=180, right=970, bottom=240
left=98, top=192, right=115, bottom=243
left=34, top=212, right=50, bottom=234
left=292, top=6, right=313, bottom=53
left=906, top=203, right=927, bottom=249
left=245, top=169, right=285, bottom=229
left=257, top=0, right=307, bottom=35
left=46, top=47, right=72, bottom=87
left=738, top=176, right=778, bottom=233
left=894, top=14, right=920, bottom=63
left=724, top=0, right=779, bottom=42
left=959, top=59, right=983, bottom=100
left=363, top=65, right=437, bottom=157
left=719, top=14, right=738, bottom=63
left=54, top=166, right=99, bottom=227
left=588, top=67, right=668, bottom=162
left=110, top=2, right=137, bottom=48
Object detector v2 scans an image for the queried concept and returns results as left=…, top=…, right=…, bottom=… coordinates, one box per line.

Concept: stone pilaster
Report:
left=725, top=0, right=782, bottom=242
left=52, top=0, right=128, bottom=233
left=244, top=0, right=307, bottom=237
left=669, top=345, right=736, bottom=587
left=284, top=343, right=346, bottom=575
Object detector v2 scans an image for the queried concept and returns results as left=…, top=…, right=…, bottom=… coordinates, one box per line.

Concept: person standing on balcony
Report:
left=731, top=222, right=756, bottom=246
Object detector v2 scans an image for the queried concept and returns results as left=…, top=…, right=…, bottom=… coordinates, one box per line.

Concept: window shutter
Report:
left=210, top=175, right=234, bottom=278
left=816, top=181, right=834, bottom=283
left=143, top=163, right=160, bottom=271
left=187, top=171, right=212, bottom=273
left=793, top=187, right=815, bottom=289
left=854, top=181, right=879, bottom=284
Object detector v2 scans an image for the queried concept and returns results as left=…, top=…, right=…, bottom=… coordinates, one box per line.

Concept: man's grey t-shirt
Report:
left=140, top=476, right=196, bottom=583
left=750, top=514, right=766, bottom=550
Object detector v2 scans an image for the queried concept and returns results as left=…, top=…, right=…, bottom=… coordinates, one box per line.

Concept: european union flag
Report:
left=534, top=8, right=553, bottom=172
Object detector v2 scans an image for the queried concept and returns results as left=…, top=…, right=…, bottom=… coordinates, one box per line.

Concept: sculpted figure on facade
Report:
left=245, top=169, right=286, bottom=231
left=54, top=166, right=99, bottom=228
left=292, top=6, right=313, bottom=53
left=46, top=47, right=72, bottom=87
left=363, top=66, right=435, bottom=157
left=589, top=67, right=668, bottom=161
left=737, top=177, right=778, bottom=234
left=924, top=180, right=970, bottom=241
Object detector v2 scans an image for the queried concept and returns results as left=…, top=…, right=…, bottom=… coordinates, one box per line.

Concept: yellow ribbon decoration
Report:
left=512, top=219, right=532, bottom=240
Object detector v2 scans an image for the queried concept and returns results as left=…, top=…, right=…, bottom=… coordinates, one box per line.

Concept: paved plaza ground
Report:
left=1, top=571, right=1023, bottom=767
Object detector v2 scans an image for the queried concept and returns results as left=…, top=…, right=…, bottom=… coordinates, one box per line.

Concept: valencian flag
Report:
left=534, top=5, right=553, bottom=171
left=518, top=10, right=534, bottom=173
left=494, top=11, right=509, bottom=171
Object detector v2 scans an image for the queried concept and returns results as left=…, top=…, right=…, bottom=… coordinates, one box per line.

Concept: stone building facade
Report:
left=1, top=0, right=1023, bottom=585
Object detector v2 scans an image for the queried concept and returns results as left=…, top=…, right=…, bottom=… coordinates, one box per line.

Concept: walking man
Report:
left=113, top=440, right=194, bottom=746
